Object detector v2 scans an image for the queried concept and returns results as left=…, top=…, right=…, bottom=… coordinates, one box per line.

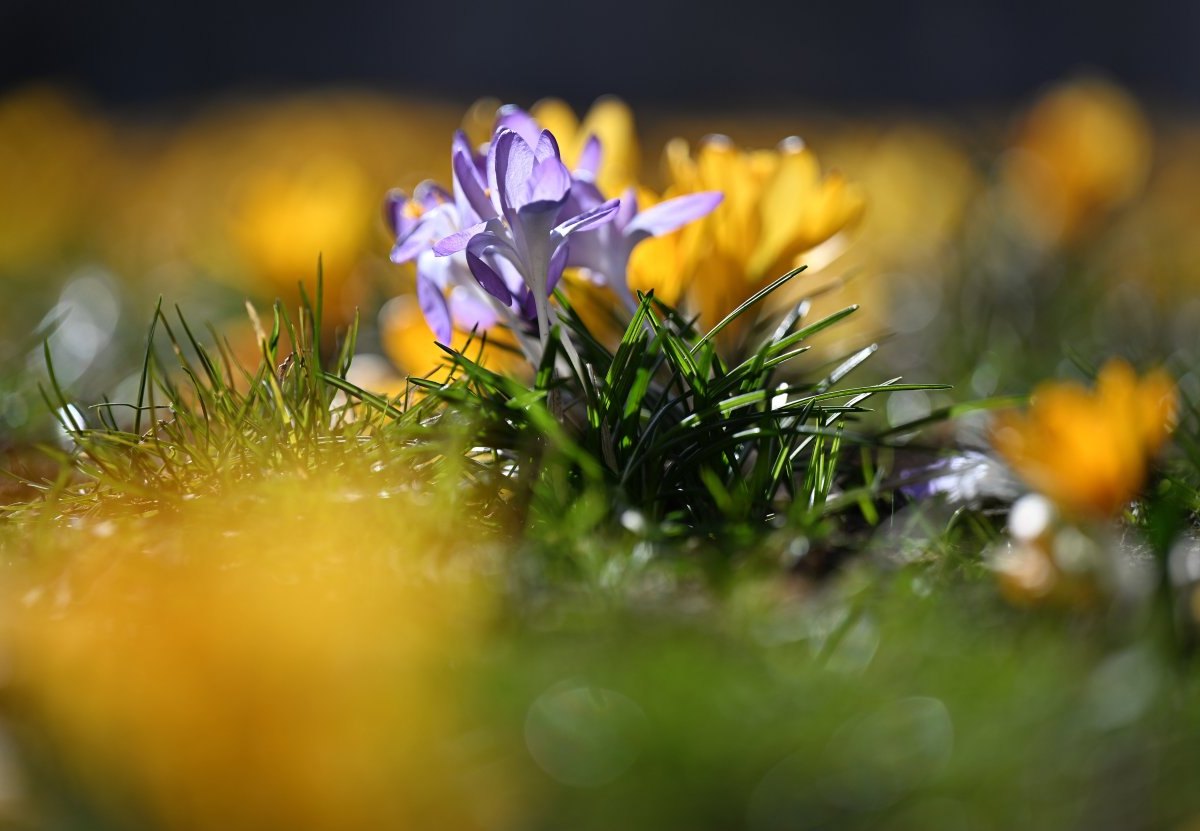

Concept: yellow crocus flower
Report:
left=230, top=153, right=372, bottom=309
left=991, top=360, right=1176, bottom=518
left=663, top=135, right=865, bottom=339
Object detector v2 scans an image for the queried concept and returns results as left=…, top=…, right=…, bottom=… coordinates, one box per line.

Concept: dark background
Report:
left=0, top=0, right=1193, bottom=110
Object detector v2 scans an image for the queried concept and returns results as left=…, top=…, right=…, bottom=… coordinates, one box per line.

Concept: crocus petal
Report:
left=464, top=230, right=521, bottom=265
left=487, top=130, right=514, bottom=219
left=453, top=148, right=496, bottom=223
left=451, top=130, right=475, bottom=163
left=391, top=229, right=430, bottom=264
left=547, top=241, right=570, bottom=293
left=557, top=179, right=606, bottom=226
left=562, top=223, right=601, bottom=268
left=517, top=288, right=538, bottom=322
left=495, top=105, right=542, bottom=147
left=414, top=181, right=452, bottom=210
left=575, top=135, right=602, bottom=181
left=421, top=249, right=463, bottom=291
left=383, top=189, right=408, bottom=237
left=625, top=191, right=723, bottom=239
left=614, top=186, right=639, bottom=230
left=490, top=254, right=528, bottom=296
left=553, top=198, right=620, bottom=237
left=501, top=131, right=539, bottom=212
left=528, top=157, right=573, bottom=206
left=416, top=273, right=452, bottom=344
left=432, top=220, right=491, bottom=256
left=448, top=285, right=499, bottom=332
left=466, top=251, right=514, bottom=305
left=534, top=129, right=562, bottom=164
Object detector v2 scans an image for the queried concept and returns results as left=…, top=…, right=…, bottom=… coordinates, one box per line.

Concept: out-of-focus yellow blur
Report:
left=2, top=475, right=511, bottom=831
left=0, top=87, right=111, bottom=272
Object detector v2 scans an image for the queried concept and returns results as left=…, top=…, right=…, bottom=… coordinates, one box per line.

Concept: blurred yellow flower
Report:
left=1002, top=78, right=1152, bottom=243
left=0, top=86, right=110, bottom=272
left=96, top=93, right=458, bottom=320
left=5, top=477, right=509, bottom=831
left=991, top=360, right=1176, bottom=518
left=231, top=154, right=372, bottom=304
left=663, top=135, right=865, bottom=339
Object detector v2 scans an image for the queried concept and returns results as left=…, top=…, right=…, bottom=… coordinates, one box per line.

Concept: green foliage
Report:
left=396, top=266, right=946, bottom=542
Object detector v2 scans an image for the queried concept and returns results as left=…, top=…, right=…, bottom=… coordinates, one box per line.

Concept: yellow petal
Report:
left=578, top=97, right=640, bottom=195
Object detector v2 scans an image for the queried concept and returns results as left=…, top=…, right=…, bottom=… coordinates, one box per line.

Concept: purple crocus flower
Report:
left=386, top=180, right=517, bottom=345
left=565, top=182, right=723, bottom=312
left=433, top=127, right=619, bottom=347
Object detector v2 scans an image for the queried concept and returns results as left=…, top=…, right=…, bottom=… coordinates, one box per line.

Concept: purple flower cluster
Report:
left=386, top=106, right=722, bottom=355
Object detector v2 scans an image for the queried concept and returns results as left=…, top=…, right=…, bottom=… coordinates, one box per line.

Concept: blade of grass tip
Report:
left=40, top=342, right=77, bottom=430
left=876, top=394, right=1025, bottom=438
left=301, top=276, right=329, bottom=422
left=315, top=253, right=325, bottom=353
left=298, top=279, right=314, bottom=354
left=206, top=323, right=240, bottom=390
left=818, top=344, right=879, bottom=392
left=94, top=395, right=118, bottom=432
left=691, top=265, right=807, bottom=354
left=320, top=372, right=406, bottom=420
left=765, top=299, right=811, bottom=348
left=156, top=310, right=214, bottom=433
left=175, top=306, right=225, bottom=394
left=335, top=311, right=360, bottom=383
left=135, top=297, right=164, bottom=436
left=764, top=305, right=859, bottom=361
left=247, top=301, right=291, bottom=430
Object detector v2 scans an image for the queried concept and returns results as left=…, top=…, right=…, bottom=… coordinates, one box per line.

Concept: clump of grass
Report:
left=22, top=262, right=949, bottom=574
